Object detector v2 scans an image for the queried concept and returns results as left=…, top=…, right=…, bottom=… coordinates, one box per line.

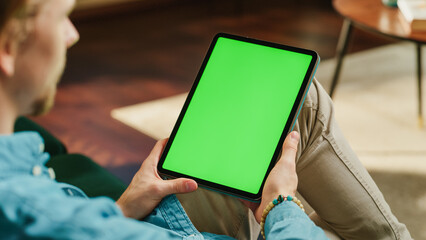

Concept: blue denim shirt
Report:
left=0, top=132, right=328, bottom=239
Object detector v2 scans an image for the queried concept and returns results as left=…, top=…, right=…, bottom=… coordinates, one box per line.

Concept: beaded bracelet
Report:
left=260, top=195, right=305, bottom=239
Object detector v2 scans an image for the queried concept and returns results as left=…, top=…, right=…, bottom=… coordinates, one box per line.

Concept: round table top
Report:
left=333, top=0, right=426, bottom=44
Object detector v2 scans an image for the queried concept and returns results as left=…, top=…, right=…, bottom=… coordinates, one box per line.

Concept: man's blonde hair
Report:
left=0, top=0, right=28, bottom=33
left=0, top=0, right=46, bottom=47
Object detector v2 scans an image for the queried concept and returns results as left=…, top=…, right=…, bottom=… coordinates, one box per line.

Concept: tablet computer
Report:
left=158, top=33, right=319, bottom=201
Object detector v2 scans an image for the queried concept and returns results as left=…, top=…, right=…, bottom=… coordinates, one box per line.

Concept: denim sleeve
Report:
left=265, top=201, right=329, bottom=240
left=0, top=177, right=183, bottom=240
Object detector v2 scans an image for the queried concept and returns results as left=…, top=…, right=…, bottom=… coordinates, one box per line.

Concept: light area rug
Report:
left=315, top=42, right=426, bottom=175
left=112, top=93, right=188, bottom=141
left=111, top=43, right=426, bottom=239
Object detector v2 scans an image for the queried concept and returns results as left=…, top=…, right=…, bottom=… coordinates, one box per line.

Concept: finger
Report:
left=161, top=178, right=198, bottom=196
left=279, top=131, right=300, bottom=165
left=239, top=199, right=259, bottom=211
left=151, top=138, right=169, bottom=157
left=145, top=138, right=169, bottom=165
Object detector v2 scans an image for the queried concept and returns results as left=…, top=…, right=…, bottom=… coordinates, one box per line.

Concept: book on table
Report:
left=397, top=0, right=426, bottom=32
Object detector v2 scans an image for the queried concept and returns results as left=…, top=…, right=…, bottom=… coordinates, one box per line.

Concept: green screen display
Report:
left=161, top=35, right=314, bottom=195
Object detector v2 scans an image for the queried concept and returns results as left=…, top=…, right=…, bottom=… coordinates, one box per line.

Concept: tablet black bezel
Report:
left=157, top=33, right=319, bottom=201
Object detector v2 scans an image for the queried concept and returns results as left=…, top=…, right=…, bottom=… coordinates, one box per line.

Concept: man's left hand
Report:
left=116, top=139, right=198, bottom=220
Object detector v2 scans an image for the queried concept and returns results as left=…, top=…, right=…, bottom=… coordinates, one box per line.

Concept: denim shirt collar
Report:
left=0, top=131, right=52, bottom=180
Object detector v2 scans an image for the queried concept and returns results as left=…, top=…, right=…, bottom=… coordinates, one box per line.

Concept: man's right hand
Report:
left=243, top=131, right=300, bottom=223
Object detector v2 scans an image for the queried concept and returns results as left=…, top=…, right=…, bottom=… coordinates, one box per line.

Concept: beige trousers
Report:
left=177, top=79, right=412, bottom=240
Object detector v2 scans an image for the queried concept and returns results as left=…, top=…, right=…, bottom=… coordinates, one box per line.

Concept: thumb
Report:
left=161, top=178, right=198, bottom=196
left=279, top=131, right=300, bottom=164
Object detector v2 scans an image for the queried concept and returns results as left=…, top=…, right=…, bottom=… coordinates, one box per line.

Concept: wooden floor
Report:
left=31, top=0, right=396, bottom=184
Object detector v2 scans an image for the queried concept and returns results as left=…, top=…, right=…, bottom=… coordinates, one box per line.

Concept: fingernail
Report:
left=290, top=131, right=300, bottom=142
left=185, top=181, right=196, bottom=191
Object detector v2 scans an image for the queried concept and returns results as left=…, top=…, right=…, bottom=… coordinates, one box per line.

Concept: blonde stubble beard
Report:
left=30, top=57, right=66, bottom=116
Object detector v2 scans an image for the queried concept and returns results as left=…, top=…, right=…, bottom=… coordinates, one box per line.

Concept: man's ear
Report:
left=0, top=32, right=18, bottom=77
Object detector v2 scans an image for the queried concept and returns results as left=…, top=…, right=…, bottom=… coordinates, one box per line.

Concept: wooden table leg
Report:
left=329, top=18, right=353, bottom=98
left=416, top=43, right=423, bottom=128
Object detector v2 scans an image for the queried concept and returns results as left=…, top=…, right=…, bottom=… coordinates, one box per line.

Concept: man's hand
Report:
left=242, top=131, right=300, bottom=223
left=116, top=139, right=198, bottom=220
